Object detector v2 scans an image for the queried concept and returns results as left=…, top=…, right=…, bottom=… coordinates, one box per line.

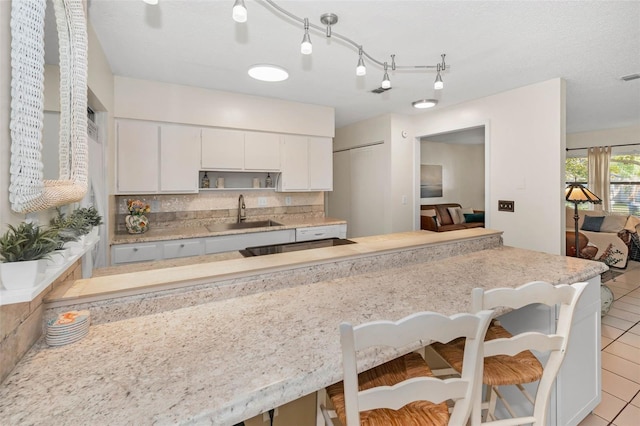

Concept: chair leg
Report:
left=486, top=386, right=498, bottom=421
left=316, top=389, right=327, bottom=426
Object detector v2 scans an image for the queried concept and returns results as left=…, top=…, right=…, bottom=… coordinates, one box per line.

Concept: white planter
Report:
left=64, top=240, right=84, bottom=255
left=86, top=227, right=99, bottom=244
left=0, top=259, right=46, bottom=291
left=46, top=248, right=70, bottom=267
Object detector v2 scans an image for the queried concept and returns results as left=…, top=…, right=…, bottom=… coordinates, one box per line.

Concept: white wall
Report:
left=114, top=77, right=335, bottom=138
left=412, top=79, right=566, bottom=254
left=567, top=125, right=640, bottom=150
left=420, top=140, right=485, bottom=210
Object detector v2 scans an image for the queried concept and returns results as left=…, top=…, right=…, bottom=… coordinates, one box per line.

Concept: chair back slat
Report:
left=358, top=377, right=469, bottom=411
left=484, top=333, right=564, bottom=357
left=471, top=281, right=579, bottom=313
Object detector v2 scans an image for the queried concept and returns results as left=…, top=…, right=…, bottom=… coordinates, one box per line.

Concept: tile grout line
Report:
left=607, top=388, right=640, bottom=426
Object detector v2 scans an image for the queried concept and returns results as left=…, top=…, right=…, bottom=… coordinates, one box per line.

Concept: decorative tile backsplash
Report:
left=115, top=191, right=325, bottom=232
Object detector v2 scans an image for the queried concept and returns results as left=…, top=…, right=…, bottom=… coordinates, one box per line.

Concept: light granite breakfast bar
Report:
left=0, top=229, right=606, bottom=425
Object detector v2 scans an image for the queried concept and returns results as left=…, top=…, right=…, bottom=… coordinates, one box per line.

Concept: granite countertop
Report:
left=111, top=217, right=347, bottom=245
left=0, top=244, right=605, bottom=426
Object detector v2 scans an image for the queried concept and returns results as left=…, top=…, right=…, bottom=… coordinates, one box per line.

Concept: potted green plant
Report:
left=49, top=208, right=85, bottom=253
left=0, top=222, right=59, bottom=290
left=72, top=206, right=103, bottom=242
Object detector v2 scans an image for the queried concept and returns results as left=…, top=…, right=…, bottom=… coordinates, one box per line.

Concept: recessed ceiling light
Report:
left=248, top=64, right=289, bottom=82
left=412, top=99, right=438, bottom=109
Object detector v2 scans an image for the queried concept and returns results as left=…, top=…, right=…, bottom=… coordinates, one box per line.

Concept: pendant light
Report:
left=434, top=64, right=444, bottom=90
left=301, top=18, right=312, bottom=55
left=232, top=0, right=247, bottom=23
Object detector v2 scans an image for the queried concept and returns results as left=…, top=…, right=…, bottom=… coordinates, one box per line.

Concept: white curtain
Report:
left=588, top=146, right=611, bottom=212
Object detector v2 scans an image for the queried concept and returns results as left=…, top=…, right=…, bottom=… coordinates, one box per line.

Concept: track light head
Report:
left=381, top=62, right=391, bottom=89
left=232, top=0, right=247, bottom=23
left=356, top=46, right=366, bottom=76
left=301, top=18, right=312, bottom=55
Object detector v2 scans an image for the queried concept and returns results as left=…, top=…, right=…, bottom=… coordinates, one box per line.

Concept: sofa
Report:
left=421, top=203, right=485, bottom=232
left=565, top=207, right=633, bottom=268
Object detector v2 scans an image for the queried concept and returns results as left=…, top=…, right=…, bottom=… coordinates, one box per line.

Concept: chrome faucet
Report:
left=238, top=194, right=246, bottom=223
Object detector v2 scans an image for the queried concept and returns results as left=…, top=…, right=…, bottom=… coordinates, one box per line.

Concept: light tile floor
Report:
left=578, top=260, right=640, bottom=426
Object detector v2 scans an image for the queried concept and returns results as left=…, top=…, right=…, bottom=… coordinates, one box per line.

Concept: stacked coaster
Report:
left=46, top=310, right=90, bottom=347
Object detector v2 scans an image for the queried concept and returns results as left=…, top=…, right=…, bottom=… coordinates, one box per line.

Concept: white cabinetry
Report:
left=278, top=136, right=333, bottom=192
left=112, top=242, right=161, bottom=264
left=116, top=120, right=200, bottom=194
left=116, top=120, right=159, bottom=193
left=160, top=124, right=201, bottom=193
left=201, top=128, right=281, bottom=171
left=295, top=224, right=347, bottom=242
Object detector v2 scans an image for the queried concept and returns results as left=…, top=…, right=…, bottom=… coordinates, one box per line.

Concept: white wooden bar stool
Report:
left=319, top=310, right=493, bottom=426
left=431, top=281, right=588, bottom=426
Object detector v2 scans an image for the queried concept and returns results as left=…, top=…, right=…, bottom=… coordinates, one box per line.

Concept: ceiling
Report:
left=67, top=1, right=640, bottom=132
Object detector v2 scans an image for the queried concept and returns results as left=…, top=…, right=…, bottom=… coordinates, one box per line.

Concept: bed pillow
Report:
left=600, top=215, right=627, bottom=233
left=581, top=215, right=605, bottom=232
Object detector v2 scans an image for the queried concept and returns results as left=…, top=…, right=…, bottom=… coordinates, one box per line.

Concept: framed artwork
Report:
left=421, top=164, right=443, bottom=198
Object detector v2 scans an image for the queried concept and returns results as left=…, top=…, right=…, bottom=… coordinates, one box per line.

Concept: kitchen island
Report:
left=0, top=230, right=606, bottom=425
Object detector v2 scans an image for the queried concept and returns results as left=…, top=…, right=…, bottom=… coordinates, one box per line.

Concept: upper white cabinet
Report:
left=160, top=124, right=201, bottom=193
left=201, top=128, right=245, bottom=170
left=116, top=120, right=160, bottom=193
left=202, top=128, right=281, bottom=171
left=116, top=120, right=200, bottom=194
left=278, top=136, right=333, bottom=192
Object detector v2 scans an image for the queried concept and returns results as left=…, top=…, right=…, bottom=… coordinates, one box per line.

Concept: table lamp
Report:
left=565, top=183, right=602, bottom=258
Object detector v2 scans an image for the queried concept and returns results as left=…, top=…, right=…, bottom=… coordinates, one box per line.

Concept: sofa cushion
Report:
left=436, top=205, right=457, bottom=226
left=600, top=215, right=628, bottom=233
left=448, top=207, right=463, bottom=224
left=464, top=212, right=485, bottom=223
left=581, top=215, right=605, bottom=232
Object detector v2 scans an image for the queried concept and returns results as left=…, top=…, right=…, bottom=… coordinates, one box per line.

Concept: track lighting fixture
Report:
left=301, top=18, right=312, bottom=55
left=381, top=62, right=391, bottom=89
left=232, top=0, right=247, bottom=23
left=232, top=0, right=451, bottom=107
left=434, top=64, right=443, bottom=90
left=356, top=46, right=366, bottom=76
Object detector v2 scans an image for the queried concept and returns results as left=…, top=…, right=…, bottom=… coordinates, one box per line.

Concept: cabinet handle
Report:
left=133, top=248, right=138, bottom=252
left=180, top=244, right=185, bottom=248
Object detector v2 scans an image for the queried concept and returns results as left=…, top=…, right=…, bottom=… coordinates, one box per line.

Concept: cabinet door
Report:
left=116, top=120, right=159, bottom=193
left=279, top=135, right=309, bottom=191
left=160, top=124, right=200, bottom=192
left=245, top=132, right=280, bottom=171
left=308, top=137, right=333, bottom=190
left=202, top=128, right=244, bottom=169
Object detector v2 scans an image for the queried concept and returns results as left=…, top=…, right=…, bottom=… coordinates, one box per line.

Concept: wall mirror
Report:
left=9, top=0, right=88, bottom=213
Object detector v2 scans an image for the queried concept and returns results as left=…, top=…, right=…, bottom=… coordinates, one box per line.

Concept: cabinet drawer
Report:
left=163, top=240, right=203, bottom=259
left=112, top=244, right=160, bottom=264
left=296, top=224, right=346, bottom=242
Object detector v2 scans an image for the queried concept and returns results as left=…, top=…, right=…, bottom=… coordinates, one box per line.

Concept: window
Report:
left=566, top=153, right=640, bottom=214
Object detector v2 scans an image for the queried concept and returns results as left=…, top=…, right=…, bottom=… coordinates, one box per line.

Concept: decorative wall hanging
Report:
left=9, top=0, right=88, bottom=213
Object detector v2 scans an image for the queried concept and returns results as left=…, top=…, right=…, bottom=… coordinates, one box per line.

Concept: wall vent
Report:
left=371, top=87, right=392, bottom=94
left=620, top=73, right=640, bottom=82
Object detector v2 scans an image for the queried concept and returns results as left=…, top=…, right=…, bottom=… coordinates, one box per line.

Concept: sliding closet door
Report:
left=349, top=144, right=386, bottom=237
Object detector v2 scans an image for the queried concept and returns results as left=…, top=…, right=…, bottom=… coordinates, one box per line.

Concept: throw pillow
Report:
left=600, top=215, right=627, bottom=233
left=581, top=215, right=605, bottom=232
left=420, top=209, right=437, bottom=217
left=459, top=207, right=474, bottom=223
left=447, top=207, right=463, bottom=224
left=464, top=212, right=485, bottom=223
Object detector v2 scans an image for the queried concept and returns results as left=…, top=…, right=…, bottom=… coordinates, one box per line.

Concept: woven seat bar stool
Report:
left=320, top=310, right=493, bottom=426
left=431, top=281, right=588, bottom=426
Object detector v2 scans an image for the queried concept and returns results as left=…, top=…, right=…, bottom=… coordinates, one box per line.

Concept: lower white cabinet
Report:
left=163, top=240, right=204, bottom=259
left=295, top=224, right=347, bottom=242
left=112, top=243, right=161, bottom=264
left=204, top=229, right=295, bottom=254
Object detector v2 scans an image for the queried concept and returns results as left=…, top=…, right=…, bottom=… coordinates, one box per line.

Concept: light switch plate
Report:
left=498, top=200, right=515, bottom=212
left=285, top=196, right=292, bottom=206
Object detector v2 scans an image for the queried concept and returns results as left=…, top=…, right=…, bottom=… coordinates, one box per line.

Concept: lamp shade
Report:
left=565, top=183, right=602, bottom=204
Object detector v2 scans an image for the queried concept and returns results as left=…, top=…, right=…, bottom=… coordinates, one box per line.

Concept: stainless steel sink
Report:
left=206, top=220, right=283, bottom=232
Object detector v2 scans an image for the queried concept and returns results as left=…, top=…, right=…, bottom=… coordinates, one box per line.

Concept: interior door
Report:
left=349, top=144, right=386, bottom=238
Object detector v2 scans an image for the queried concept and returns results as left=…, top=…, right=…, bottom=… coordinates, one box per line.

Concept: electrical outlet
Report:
left=151, top=200, right=160, bottom=211
left=401, top=195, right=407, bottom=205
left=263, top=408, right=278, bottom=422
left=258, top=197, right=267, bottom=207
left=285, top=196, right=292, bottom=206
left=498, top=200, right=515, bottom=212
